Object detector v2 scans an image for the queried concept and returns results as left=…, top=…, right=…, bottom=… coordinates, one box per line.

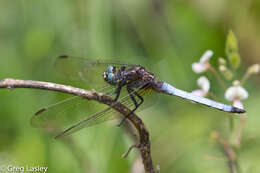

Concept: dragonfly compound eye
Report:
left=106, top=65, right=114, bottom=73
left=107, top=73, right=116, bottom=85
left=108, top=73, right=115, bottom=81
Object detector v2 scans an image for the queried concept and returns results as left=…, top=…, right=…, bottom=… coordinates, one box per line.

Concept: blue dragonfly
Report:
left=31, top=55, right=245, bottom=139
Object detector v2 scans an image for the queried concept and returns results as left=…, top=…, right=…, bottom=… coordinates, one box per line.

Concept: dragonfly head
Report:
left=103, top=65, right=117, bottom=85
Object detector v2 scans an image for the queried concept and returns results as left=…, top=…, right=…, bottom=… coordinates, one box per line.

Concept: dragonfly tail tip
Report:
left=231, top=107, right=246, bottom=114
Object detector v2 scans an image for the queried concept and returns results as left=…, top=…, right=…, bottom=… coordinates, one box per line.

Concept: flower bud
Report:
left=233, top=80, right=240, bottom=86
left=219, top=65, right=233, bottom=80
left=218, top=58, right=226, bottom=65
left=248, top=64, right=260, bottom=74
left=219, top=65, right=227, bottom=72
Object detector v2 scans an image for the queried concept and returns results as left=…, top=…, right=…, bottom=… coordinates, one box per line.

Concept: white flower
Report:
left=192, top=50, right=214, bottom=73
left=192, top=76, right=210, bottom=97
left=200, top=50, right=214, bottom=63
left=225, top=80, right=248, bottom=101
left=192, top=63, right=207, bottom=73
left=197, top=76, right=210, bottom=93
left=191, top=89, right=205, bottom=97
left=233, top=99, right=244, bottom=109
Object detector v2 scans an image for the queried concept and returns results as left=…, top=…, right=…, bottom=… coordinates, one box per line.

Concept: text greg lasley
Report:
left=7, top=165, right=48, bottom=173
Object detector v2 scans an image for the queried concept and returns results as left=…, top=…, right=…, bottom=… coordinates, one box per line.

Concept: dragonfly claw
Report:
left=122, top=144, right=140, bottom=158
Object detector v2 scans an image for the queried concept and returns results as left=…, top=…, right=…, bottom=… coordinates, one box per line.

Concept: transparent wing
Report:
left=54, top=84, right=154, bottom=139
left=30, top=86, right=116, bottom=136
left=55, top=55, right=137, bottom=88
left=31, top=83, right=154, bottom=138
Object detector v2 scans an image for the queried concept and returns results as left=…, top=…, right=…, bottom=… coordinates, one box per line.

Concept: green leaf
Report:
left=225, top=31, right=241, bottom=68
left=228, top=52, right=241, bottom=69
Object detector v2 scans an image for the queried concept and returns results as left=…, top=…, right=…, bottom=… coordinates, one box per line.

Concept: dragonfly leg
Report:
left=114, top=85, right=122, bottom=101
left=117, top=86, right=144, bottom=126
left=129, top=86, right=144, bottom=110
left=132, top=88, right=144, bottom=105
left=122, top=144, right=140, bottom=158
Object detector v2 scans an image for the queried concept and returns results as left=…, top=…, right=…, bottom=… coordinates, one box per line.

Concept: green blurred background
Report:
left=0, top=0, right=260, bottom=172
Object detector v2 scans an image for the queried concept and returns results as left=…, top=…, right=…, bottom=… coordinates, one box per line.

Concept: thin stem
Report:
left=240, top=71, right=251, bottom=86
left=212, top=131, right=237, bottom=173
left=207, top=64, right=227, bottom=90
left=208, top=64, right=235, bottom=131
left=231, top=114, right=247, bottom=148
left=234, top=158, right=242, bottom=173
left=208, top=64, right=235, bottom=132
left=229, top=115, right=234, bottom=132
left=207, top=92, right=218, bottom=100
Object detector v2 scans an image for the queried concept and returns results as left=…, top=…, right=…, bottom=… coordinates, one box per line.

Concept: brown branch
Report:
left=0, top=78, right=154, bottom=173
left=211, top=131, right=237, bottom=173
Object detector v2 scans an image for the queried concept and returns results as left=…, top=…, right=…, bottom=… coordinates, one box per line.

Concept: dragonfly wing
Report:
left=54, top=83, right=153, bottom=138
left=55, top=55, right=136, bottom=88
left=31, top=80, right=153, bottom=138
left=55, top=106, right=117, bottom=138
left=31, top=86, right=117, bottom=135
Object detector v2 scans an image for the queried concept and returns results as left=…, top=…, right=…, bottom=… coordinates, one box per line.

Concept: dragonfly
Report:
left=31, top=55, right=245, bottom=139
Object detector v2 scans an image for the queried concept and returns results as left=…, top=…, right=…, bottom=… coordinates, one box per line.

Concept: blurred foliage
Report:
left=226, top=31, right=241, bottom=69
left=0, top=0, right=260, bottom=173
